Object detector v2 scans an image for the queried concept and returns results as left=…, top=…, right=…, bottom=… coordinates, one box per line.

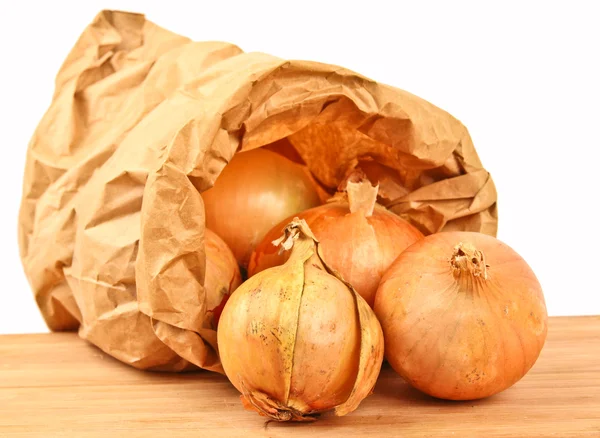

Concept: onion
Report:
left=217, top=218, right=384, bottom=422
left=203, top=229, right=242, bottom=329
left=248, top=175, right=423, bottom=307
left=202, top=148, right=321, bottom=268
left=264, top=138, right=334, bottom=204
left=374, top=231, right=548, bottom=400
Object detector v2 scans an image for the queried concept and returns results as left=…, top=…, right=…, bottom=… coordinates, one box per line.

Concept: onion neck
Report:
left=450, top=242, right=488, bottom=280
left=271, top=217, right=335, bottom=274
left=272, top=218, right=319, bottom=261
left=333, top=169, right=379, bottom=217
left=347, top=180, right=378, bottom=217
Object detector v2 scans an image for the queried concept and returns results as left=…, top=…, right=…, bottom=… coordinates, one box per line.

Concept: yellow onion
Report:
left=203, top=229, right=242, bottom=329
left=374, top=232, right=548, bottom=400
left=248, top=174, right=423, bottom=307
left=217, top=218, right=384, bottom=421
left=202, top=148, right=321, bottom=268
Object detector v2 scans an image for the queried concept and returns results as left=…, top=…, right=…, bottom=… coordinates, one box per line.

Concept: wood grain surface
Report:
left=0, top=316, right=599, bottom=437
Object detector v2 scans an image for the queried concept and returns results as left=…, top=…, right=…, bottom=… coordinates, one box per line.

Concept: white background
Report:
left=1, top=1, right=598, bottom=334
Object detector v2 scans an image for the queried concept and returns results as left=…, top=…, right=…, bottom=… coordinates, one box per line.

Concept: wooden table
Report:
left=1, top=316, right=599, bottom=437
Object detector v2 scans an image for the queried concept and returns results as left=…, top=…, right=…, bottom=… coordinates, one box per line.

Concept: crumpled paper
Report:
left=18, top=10, right=497, bottom=372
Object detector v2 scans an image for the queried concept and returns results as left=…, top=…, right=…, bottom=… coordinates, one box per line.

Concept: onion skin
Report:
left=374, top=231, right=548, bottom=401
left=203, top=229, right=242, bottom=330
left=248, top=181, right=423, bottom=307
left=202, top=148, right=321, bottom=268
left=217, top=219, right=384, bottom=421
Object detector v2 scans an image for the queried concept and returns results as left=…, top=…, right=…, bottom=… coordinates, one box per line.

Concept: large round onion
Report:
left=218, top=219, right=384, bottom=422
left=202, top=148, right=321, bottom=268
left=374, top=231, right=548, bottom=400
left=248, top=176, right=423, bottom=307
left=204, top=228, right=242, bottom=329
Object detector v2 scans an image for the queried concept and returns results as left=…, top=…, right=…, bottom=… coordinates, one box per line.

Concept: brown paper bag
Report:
left=18, top=10, right=497, bottom=372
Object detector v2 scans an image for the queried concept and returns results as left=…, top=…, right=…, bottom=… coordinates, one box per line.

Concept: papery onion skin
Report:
left=217, top=219, right=384, bottom=421
left=248, top=182, right=423, bottom=307
left=202, top=148, right=321, bottom=268
left=203, top=229, right=242, bottom=330
left=374, top=231, right=548, bottom=401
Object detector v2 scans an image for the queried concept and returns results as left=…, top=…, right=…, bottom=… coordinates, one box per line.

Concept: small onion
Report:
left=248, top=175, right=423, bottom=307
left=217, top=219, right=384, bottom=422
left=374, top=231, right=548, bottom=400
left=203, top=228, right=242, bottom=329
left=202, top=148, right=321, bottom=268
